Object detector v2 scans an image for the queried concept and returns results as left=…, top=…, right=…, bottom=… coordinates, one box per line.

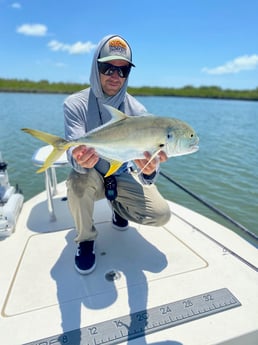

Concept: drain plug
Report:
left=105, top=270, right=121, bottom=281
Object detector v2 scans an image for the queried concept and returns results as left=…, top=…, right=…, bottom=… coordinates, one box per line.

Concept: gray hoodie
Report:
left=64, top=34, right=147, bottom=176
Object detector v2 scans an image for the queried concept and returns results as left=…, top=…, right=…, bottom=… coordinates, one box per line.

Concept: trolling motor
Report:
left=0, top=152, right=24, bottom=238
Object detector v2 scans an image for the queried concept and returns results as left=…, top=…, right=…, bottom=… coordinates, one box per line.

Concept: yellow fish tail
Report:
left=21, top=128, right=72, bottom=173
left=36, top=147, right=65, bottom=173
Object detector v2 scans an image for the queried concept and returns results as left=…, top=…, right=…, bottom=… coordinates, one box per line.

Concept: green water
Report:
left=0, top=93, right=257, bottom=244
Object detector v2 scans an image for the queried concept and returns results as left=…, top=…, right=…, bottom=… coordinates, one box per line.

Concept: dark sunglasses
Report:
left=98, top=62, right=131, bottom=78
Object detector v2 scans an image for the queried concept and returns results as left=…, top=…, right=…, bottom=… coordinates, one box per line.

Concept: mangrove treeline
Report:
left=0, top=78, right=257, bottom=101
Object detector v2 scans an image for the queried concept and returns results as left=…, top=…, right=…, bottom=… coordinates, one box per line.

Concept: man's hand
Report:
left=135, top=151, right=168, bottom=175
left=72, top=145, right=99, bottom=168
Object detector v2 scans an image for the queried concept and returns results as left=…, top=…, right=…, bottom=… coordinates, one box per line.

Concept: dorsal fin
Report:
left=84, top=105, right=128, bottom=138
left=103, top=105, right=129, bottom=123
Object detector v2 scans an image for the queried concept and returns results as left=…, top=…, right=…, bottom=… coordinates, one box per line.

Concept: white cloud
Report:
left=17, top=24, right=47, bottom=36
left=48, top=40, right=97, bottom=54
left=55, top=62, right=67, bottom=68
left=202, top=55, right=258, bottom=75
left=11, top=3, right=21, bottom=9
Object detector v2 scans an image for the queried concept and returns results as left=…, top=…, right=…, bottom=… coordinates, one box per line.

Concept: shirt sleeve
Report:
left=64, top=94, right=89, bottom=174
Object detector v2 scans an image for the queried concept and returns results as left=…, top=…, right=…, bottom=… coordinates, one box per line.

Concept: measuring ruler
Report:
left=25, top=288, right=241, bottom=345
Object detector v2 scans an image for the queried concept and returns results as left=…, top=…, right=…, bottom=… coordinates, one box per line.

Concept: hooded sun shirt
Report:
left=64, top=34, right=147, bottom=175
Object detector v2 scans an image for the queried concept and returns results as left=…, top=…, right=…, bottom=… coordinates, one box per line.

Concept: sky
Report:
left=1, top=0, right=258, bottom=90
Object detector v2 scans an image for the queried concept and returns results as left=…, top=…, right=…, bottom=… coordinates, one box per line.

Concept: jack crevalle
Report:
left=22, top=105, right=199, bottom=177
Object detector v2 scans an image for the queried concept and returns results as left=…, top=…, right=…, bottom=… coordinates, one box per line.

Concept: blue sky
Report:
left=1, top=0, right=258, bottom=89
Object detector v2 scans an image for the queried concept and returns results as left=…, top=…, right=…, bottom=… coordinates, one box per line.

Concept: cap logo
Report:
left=108, top=38, right=128, bottom=57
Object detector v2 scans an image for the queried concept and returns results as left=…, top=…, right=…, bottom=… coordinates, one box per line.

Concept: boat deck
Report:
left=0, top=181, right=257, bottom=345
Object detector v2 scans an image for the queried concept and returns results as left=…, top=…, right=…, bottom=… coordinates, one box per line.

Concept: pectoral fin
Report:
left=104, top=160, right=123, bottom=178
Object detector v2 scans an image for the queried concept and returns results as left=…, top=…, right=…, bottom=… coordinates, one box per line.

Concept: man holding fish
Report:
left=22, top=34, right=199, bottom=274
left=64, top=34, right=171, bottom=274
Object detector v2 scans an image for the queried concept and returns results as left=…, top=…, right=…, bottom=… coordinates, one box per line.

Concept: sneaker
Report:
left=74, top=240, right=96, bottom=274
left=112, top=211, right=129, bottom=231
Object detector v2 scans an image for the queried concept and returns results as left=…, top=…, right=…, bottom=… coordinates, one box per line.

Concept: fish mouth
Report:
left=190, top=144, right=199, bottom=152
left=190, top=137, right=199, bottom=152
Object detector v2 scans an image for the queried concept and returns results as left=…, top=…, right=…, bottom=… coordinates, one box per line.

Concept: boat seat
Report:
left=32, top=145, right=69, bottom=221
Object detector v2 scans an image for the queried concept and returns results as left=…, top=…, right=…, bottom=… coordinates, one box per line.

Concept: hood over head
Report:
left=89, top=34, right=134, bottom=108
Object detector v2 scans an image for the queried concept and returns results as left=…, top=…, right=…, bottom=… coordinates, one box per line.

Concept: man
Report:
left=64, top=34, right=170, bottom=275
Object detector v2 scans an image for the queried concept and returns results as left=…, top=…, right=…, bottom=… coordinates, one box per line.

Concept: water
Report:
left=0, top=93, right=257, bottom=244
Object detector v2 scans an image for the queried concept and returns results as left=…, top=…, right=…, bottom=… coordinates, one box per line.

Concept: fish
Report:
left=21, top=105, right=199, bottom=177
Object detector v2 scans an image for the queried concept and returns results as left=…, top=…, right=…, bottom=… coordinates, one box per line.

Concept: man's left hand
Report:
left=134, top=151, right=167, bottom=175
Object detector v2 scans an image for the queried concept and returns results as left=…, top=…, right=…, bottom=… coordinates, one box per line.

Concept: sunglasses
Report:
left=98, top=62, right=131, bottom=78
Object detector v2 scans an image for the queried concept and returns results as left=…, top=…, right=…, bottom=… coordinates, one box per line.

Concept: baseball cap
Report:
left=98, top=36, right=135, bottom=67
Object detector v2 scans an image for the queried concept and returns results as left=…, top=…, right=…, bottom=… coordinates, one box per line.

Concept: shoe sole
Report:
left=74, top=260, right=97, bottom=275
left=112, top=223, right=129, bottom=231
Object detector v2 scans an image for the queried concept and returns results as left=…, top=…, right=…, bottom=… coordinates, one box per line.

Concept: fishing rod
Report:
left=160, top=171, right=258, bottom=244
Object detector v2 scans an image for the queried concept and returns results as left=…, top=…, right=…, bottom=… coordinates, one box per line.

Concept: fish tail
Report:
left=36, top=147, right=65, bottom=173
left=21, top=128, right=72, bottom=173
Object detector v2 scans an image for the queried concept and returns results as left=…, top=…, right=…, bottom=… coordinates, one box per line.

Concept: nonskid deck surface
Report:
left=3, top=215, right=207, bottom=317
left=0, top=182, right=257, bottom=345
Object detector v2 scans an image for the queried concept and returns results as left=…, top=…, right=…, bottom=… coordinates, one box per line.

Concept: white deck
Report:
left=0, top=181, right=257, bottom=345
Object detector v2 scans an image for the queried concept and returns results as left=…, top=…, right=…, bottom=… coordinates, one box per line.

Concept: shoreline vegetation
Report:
left=0, top=78, right=258, bottom=101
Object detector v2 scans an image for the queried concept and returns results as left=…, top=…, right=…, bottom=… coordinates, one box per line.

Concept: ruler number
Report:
left=113, top=320, right=124, bottom=328
left=88, top=326, right=98, bottom=335
left=160, top=305, right=172, bottom=315
left=136, top=311, right=149, bottom=322
left=183, top=299, right=193, bottom=308
left=202, top=294, right=214, bottom=302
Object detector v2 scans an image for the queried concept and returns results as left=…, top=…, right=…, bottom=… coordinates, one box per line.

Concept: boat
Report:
left=0, top=146, right=257, bottom=345
left=0, top=153, right=24, bottom=238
